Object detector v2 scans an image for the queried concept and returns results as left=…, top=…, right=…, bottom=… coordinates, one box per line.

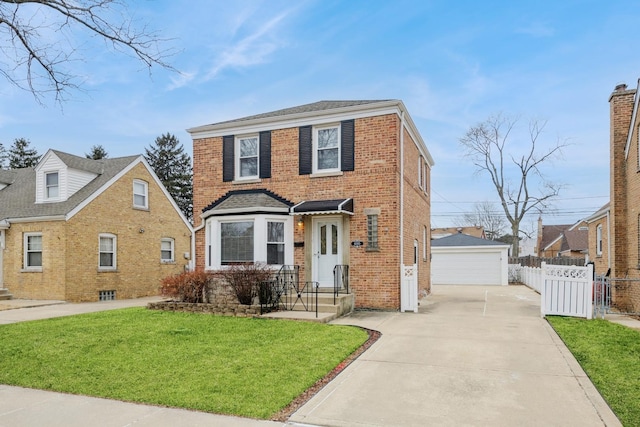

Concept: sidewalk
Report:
left=0, top=287, right=625, bottom=426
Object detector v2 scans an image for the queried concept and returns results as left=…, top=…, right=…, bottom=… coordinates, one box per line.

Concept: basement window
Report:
left=99, top=290, right=116, bottom=301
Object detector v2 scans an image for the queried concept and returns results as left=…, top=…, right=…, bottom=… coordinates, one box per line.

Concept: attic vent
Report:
left=99, top=290, right=116, bottom=301
left=578, top=226, right=588, bottom=231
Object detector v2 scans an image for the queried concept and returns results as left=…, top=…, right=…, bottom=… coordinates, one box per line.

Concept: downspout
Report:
left=607, top=210, right=611, bottom=272
left=399, top=110, right=405, bottom=301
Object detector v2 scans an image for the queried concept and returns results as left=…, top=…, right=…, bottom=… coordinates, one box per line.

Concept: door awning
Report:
left=290, top=198, right=354, bottom=215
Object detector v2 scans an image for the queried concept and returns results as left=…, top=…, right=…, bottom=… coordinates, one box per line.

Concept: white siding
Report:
left=35, top=153, right=66, bottom=203
left=67, top=168, right=98, bottom=196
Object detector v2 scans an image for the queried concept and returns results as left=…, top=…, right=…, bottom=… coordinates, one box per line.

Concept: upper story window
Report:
left=596, top=224, right=603, bottom=256
left=99, top=233, right=117, bottom=270
left=237, top=136, right=259, bottom=179
left=24, top=233, right=43, bottom=270
left=161, top=238, right=175, bottom=262
left=133, top=180, right=148, bottom=209
left=314, top=125, right=340, bottom=172
left=45, top=172, right=59, bottom=200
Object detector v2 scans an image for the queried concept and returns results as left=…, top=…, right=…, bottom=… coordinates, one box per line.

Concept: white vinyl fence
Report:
left=510, top=262, right=594, bottom=319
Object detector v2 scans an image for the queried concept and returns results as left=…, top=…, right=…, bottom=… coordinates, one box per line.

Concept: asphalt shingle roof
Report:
left=0, top=153, right=140, bottom=221
left=202, top=189, right=293, bottom=215
left=431, top=233, right=508, bottom=247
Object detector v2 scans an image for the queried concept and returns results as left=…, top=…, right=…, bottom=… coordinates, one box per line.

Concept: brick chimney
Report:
left=609, top=82, right=636, bottom=276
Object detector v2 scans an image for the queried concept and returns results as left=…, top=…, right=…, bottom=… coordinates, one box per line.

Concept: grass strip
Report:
left=0, top=308, right=368, bottom=419
left=547, top=316, right=640, bottom=426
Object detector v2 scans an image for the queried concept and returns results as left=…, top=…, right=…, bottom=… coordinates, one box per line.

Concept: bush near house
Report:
left=217, top=263, right=273, bottom=305
left=159, top=270, right=213, bottom=303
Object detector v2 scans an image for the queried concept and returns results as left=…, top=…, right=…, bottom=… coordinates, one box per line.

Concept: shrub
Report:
left=160, top=270, right=213, bottom=303
left=217, top=263, right=273, bottom=305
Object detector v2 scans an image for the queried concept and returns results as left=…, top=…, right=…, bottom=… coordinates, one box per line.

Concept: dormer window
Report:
left=45, top=172, right=59, bottom=200
left=133, top=180, right=148, bottom=209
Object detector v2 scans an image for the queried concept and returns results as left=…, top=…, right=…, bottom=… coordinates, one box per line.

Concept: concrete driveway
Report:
left=289, top=284, right=621, bottom=427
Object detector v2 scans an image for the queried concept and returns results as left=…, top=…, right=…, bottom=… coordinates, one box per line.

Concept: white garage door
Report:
left=432, top=250, right=503, bottom=285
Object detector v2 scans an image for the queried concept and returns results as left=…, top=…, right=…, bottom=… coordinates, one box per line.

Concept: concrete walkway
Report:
left=0, top=286, right=626, bottom=426
left=290, top=285, right=622, bottom=427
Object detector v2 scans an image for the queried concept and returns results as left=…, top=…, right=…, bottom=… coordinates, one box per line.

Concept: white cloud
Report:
left=205, top=10, right=291, bottom=81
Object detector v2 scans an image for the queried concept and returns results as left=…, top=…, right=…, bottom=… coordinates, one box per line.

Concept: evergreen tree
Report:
left=86, top=145, right=109, bottom=160
left=145, top=133, right=193, bottom=222
left=8, top=138, right=40, bottom=169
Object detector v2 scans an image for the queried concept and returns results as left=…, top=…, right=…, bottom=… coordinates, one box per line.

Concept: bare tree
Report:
left=455, top=201, right=507, bottom=240
left=0, top=0, right=175, bottom=103
left=459, top=114, right=567, bottom=256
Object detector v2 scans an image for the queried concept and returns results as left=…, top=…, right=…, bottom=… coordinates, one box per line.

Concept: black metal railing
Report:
left=333, top=265, right=349, bottom=305
left=258, top=265, right=320, bottom=318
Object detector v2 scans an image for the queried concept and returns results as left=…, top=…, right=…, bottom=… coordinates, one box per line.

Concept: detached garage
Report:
left=431, top=232, right=510, bottom=286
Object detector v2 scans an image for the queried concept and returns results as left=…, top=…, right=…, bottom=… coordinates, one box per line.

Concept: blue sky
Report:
left=2, top=0, right=639, bottom=230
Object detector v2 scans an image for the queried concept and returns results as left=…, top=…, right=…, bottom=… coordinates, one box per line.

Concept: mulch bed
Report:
left=271, top=327, right=381, bottom=421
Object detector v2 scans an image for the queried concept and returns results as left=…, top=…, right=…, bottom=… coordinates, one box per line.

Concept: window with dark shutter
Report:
left=299, top=125, right=312, bottom=175
left=222, top=135, right=234, bottom=182
left=341, top=119, right=355, bottom=171
left=259, top=131, right=271, bottom=179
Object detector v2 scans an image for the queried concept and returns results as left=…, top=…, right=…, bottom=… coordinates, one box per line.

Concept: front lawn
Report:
left=0, top=308, right=368, bottom=419
left=547, top=316, right=640, bottom=426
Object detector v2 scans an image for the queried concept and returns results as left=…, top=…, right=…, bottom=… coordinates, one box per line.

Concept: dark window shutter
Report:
left=299, top=126, right=312, bottom=175
left=259, top=131, right=271, bottom=179
left=341, top=119, right=355, bottom=171
left=222, top=135, right=234, bottom=182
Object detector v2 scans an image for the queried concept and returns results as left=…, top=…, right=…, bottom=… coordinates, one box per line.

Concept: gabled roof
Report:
left=188, top=100, right=391, bottom=132
left=50, top=149, right=104, bottom=174
left=0, top=154, right=139, bottom=221
left=431, top=226, right=485, bottom=239
left=430, top=232, right=509, bottom=247
left=540, top=223, right=573, bottom=250
left=561, top=229, right=588, bottom=253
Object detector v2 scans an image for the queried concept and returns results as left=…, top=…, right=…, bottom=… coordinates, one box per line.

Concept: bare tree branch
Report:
left=0, top=0, right=176, bottom=104
left=460, top=113, right=568, bottom=256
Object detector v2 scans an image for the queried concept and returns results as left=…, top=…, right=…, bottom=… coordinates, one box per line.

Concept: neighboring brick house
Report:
left=536, top=218, right=588, bottom=258
left=431, top=226, right=486, bottom=240
left=188, top=100, right=434, bottom=310
left=607, top=81, right=640, bottom=311
left=585, top=203, right=610, bottom=276
left=0, top=150, right=193, bottom=302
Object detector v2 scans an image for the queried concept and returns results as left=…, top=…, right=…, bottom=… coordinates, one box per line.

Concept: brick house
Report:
left=188, top=100, right=433, bottom=311
left=606, top=81, right=640, bottom=311
left=585, top=203, right=610, bottom=276
left=536, top=218, right=588, bottom=258
left=0, top=150, right=193, bottom=302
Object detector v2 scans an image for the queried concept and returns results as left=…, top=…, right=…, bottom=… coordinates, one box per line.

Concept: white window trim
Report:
left=133, top=179, right=149, bottom=209
left=596, top=224, right=603, bottom=256
left=161, top=238, right=175, bottom=263
left=267, top=220, right=286, bottom=265
left=235, top=134, right=260, bottom=181
left=418, top=156, right=423, bottom=190
left=423, top=226, right=427, bottom=261
left=23, top=232, right=43, bottom=271
left=422, top=160, right=428, bottom=195
left=205, top=214, right=293, bottom=269
left=98, top=233, right=117, bottom=271
left=44, top=171, right=60, bottom=201
left=313, top=123, right=341, bottom=174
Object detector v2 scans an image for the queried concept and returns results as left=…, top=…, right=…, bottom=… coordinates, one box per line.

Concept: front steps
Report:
left=263, top=292, right=354, bottom=323
left=0, top=289, right=13, bottom=301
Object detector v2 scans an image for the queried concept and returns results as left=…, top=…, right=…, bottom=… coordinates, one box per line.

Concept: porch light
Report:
left=297, top=218, right=304, bottom=229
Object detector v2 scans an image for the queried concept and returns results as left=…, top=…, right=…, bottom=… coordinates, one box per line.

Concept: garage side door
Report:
left=432, top=251, right=502, bottom=285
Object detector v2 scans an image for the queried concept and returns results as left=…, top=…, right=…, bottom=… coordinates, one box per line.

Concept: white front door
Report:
left=313, top=217, right=341, bottom=287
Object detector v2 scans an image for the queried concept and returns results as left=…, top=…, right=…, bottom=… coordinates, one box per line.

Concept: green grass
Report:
left=0, top=308, right=368, bottom=419
left=547, top=316, right=640, bottom=426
